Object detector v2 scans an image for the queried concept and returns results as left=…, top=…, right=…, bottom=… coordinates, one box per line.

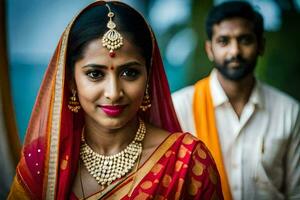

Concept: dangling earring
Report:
left=140, top=84, right=151, bottom=111
left=68, top=89, right=81, bottom=113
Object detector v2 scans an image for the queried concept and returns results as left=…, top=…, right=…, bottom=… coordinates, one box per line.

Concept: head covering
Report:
left=14, top=1, right=181, bottom=199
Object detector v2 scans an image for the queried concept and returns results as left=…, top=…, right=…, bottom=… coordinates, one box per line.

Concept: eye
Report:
left=120, top=68, right=141, bottom=80
left=216, top=37, right=229, bottom=46
left=86, top=70, right=104, bottom=80
left=239, top=36, right=255, bottom=45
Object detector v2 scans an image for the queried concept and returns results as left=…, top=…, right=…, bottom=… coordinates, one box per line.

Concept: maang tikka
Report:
left=102, top=4, right=123, bottom=57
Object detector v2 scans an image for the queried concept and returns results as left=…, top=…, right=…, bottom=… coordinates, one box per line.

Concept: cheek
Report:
left=124, top=80, right=147, bottom=104
left=212, top=50, right=225, bottom=64
left=74, top=70, right=100, bottom=103
left=74, top=70, right=86, bottom=94
left=129, top=85, right=146, bottom=102
left=241, top=42, right=258, bottom=55
left=246, top=47, right=259, bottom=58
left=212, top=47, right=225, bottom=59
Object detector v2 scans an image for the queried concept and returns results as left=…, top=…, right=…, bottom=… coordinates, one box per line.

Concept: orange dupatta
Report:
left=193, top=77, right=232, bottom=200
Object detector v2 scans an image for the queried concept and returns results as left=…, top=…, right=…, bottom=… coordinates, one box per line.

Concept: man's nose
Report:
left=228, top=40, right=241, bottom=57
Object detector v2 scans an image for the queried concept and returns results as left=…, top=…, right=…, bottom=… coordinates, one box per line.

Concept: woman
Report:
left=8, top=1, right=223, bottom=199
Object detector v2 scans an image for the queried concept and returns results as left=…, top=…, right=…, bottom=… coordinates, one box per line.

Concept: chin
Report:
left=98, top=114, right=138, bottom=131
left=100, top=117, right=127, bottom=130
left=216, top=64, right=255, bottom=81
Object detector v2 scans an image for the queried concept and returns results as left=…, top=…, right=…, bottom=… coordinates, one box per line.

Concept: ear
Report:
left=205, top=40, right=214, bottom=62
left=258, top=37, right=266, bottom=56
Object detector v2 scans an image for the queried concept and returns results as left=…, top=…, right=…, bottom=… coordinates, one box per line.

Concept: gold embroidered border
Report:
left=45, top=24, right=70, bottom=200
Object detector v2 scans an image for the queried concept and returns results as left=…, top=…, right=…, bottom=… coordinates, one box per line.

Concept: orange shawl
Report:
left=193, top=77, right=232, bottom=200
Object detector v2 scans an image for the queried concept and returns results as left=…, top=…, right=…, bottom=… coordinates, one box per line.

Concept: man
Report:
left=172, top=1, right=300, bottom=199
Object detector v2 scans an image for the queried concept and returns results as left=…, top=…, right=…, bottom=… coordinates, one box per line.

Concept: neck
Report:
left=83, top=116, right=139, bottom=155
left=217, top=71, right=255, bottom=117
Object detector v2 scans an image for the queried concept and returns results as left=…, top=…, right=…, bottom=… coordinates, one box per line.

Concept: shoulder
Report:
left=143, top=123, right=170, bottom=150
left=177, top=133, right=223, bottom=198
left=172, top=85, right=195, bottom=103
left=171, top=86, right=195, bottom=120
left=159, top=132, right=218, bottom=172
left=173, top=132, right=215, bottom=161
left=262, top=83, right=299, bottom=106
left=261, top=83, right=300, bottom=116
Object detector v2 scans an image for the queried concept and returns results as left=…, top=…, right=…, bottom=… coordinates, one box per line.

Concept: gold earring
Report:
left=140, top=84, right=151, bottom=111
left=68, top=89, right=81, bottom=113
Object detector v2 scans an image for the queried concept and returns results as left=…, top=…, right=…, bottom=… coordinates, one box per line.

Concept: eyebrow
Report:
left=82, top=61, right=143, bottom=69
left=216, top=32, right=254, bottom=38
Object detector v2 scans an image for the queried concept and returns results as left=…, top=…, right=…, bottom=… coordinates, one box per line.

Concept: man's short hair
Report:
left=205, top=1, right=264, bottom=41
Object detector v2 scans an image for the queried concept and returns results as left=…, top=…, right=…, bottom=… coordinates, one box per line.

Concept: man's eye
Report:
left=86, top=70, right=103, bottom=79
left=240, top=36, right=254, bottom=45
left=121, top=69, right=140, bottom=80
left=217, top=38, right=228, bottom=46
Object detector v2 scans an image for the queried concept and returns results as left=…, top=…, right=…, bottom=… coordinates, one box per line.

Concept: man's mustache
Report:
left=224, top=56, right=246, bottom=65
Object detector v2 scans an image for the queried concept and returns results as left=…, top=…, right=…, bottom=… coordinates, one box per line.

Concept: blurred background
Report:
left=1, top=0, right=300, bottom=197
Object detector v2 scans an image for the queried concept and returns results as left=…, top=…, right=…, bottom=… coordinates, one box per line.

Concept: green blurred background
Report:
left=6, top=0, right=300, bottom=141
left=154, top=0, right=300, bottom=101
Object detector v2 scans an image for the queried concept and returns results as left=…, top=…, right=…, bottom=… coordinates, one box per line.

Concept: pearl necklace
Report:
left=80, top=119, right=146, bottom=186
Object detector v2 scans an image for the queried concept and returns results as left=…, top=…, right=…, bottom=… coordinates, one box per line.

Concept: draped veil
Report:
left=11, top=1, right=182, bottom=199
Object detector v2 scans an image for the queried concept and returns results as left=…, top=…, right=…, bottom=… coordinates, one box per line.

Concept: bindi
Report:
left=109, top=51, right=116, bottom=58
left=109, top=66, right=115, bottom=70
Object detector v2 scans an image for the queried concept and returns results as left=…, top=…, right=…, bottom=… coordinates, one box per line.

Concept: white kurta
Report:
left=172, top=70, right=300, bottom=200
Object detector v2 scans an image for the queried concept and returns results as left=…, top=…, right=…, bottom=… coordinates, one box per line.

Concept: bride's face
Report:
left=74, top=38, right=148, bottom=130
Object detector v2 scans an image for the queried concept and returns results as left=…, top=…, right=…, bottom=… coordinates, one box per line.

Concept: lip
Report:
left=228, top=61, right=241, bottom=68
left=99, top=105, right=127, bottom=117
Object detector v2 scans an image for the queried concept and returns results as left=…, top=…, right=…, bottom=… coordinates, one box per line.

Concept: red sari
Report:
left=70, top=133, right=223, bottom=200
left=8, top=1, right=223, bottom=199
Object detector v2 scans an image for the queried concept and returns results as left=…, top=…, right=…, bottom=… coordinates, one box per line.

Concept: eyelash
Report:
left=217, top=38, right=228, bottom=46
left=86, top=70, right=104, bottom=80
left=239, top=37, right=253, bottom=45
left=85, top=68, right=141, bottom=81
left=121, top=68, right=141, bottom=80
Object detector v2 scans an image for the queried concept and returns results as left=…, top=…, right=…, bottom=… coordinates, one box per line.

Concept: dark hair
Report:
left=205, top=1, right=264, bottom=41
left=67, top=2, right=152, bottom=76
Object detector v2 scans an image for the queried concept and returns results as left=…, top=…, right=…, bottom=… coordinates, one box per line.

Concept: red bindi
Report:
left=109, top=51, right=116, bottom=58
left=110, top=66, right=114, bottom=70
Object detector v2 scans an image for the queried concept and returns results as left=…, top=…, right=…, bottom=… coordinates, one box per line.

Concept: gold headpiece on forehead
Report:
left=102, top=4, right=123, bottom=57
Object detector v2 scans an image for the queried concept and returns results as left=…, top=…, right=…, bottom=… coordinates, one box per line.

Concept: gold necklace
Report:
left=80, top=119, right=146, bottom=186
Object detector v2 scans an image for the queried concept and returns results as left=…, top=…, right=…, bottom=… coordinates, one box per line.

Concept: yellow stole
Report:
left=193, top=77, right=232, bottom=200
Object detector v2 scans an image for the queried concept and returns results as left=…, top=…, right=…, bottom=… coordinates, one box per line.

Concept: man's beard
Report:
left=214, top=55, right=257, bottom=81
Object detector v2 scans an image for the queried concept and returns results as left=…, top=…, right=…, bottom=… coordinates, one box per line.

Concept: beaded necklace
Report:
left=80, top=119, right=146, bottom=186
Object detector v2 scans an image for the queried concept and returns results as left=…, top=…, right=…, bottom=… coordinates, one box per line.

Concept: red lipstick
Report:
left=100, top=105, right=126, bottom=117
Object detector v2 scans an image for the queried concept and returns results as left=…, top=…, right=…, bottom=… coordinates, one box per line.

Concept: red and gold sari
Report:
left=70, top=133, right=223, bottom=199
left=8, top=1, right=223, bottom=199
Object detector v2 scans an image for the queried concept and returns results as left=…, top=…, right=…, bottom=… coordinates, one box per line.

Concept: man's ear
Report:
left=205, top=40, right=214, bottom=62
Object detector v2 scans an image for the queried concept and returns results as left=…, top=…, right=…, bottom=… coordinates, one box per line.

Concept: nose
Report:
left=228, top=40, right=240, bottom=57
left=104, top=76, right=123, bottom=103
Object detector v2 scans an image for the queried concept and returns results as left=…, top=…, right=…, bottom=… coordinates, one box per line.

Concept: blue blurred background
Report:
left=6, top=0, right=300, bottom=142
